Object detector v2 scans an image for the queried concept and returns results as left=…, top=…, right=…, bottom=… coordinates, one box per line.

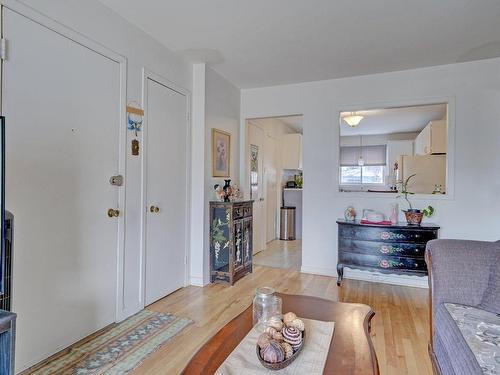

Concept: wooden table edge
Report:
left=182, top=293, right=379, bottom=375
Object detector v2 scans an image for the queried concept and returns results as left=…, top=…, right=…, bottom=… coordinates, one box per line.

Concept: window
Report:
left=339, top=145, right=386, bottom=186
left=340, top=166, right=385, bottom=184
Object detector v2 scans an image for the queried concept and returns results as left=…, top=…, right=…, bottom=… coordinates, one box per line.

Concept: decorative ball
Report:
left=267, top=316, right=284, bottom=331
left=272, top=331, right=284, bottom=342
left=260, top=340, right=285, bottom=364
left=257, top=333, right=272, bottom=349
left=289, top=318, right=305, bottom=331
left=281, top=342, right=294, bottom=359
left=283, top=312, right=298, bottom=326
left=283, top=326, right=303, bottom=350
left=264, top=326, right=277, bottom=336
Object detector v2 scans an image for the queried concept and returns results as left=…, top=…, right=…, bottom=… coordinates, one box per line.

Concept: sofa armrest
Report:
left=425, top=239, right=497, bottom=348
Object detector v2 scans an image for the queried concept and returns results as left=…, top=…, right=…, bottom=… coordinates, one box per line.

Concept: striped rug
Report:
left=31, top=310, right=193, bottom=375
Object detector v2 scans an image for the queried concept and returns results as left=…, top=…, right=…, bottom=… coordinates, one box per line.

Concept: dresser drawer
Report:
left=339, top=238, right=426, bottom=258
left=233, top=203, right=252, bottom=220
left=339, top=225, right=437, bottom=243
left=339, top=252, right=427, bottom=272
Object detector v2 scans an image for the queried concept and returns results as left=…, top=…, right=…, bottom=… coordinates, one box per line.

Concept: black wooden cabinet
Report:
left=0, top=310, right=16, bottom=374
left=336, top=220, right=439, bottom=286
left=210, top=201, right=253, bottom=285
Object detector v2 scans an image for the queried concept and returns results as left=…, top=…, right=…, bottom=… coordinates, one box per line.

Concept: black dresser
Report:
left=336, top=220, right=439, bottom=286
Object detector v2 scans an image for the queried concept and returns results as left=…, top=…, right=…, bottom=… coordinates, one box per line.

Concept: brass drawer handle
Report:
left=150, top=206, right=160, bottom=213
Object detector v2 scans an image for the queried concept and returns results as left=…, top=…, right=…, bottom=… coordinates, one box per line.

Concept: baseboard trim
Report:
left=300, top=265, right=337, bottom=277
left=190, top=275, right=206, bottom=287
left=344, top=268, right=429, bottom=288
left=300, top=265, right=428, bottom=288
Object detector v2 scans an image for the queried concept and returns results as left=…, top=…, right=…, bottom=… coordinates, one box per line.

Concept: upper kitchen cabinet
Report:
left=414, top=120, right=447, bottom=155
left=282, top=133, right=303, bottom=170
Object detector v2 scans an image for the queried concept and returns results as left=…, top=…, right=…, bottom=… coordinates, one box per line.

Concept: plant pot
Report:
left=404, top=209, right=423, bottom=225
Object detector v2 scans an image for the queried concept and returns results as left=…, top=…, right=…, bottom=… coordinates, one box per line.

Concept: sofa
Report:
left=426, top=239, right=500, bottom=375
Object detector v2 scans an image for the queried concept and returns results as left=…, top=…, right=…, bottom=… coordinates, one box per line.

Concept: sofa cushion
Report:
left=435, top=303, right=483, bottom=375
left=480, top=243, right=500, bottom=314
left=444, top=303, right=500, bottom=375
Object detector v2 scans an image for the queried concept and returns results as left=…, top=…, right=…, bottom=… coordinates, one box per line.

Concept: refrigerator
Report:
left=399, top=154, right=446, bottom=194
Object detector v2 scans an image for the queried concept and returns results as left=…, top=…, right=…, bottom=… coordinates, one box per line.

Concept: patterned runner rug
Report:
left=31, top=309, right=193, bottom=375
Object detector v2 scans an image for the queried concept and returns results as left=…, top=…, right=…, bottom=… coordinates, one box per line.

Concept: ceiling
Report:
left=99, top=0, right=500, bottom=88
left=340, top=103, right=447, bottom=136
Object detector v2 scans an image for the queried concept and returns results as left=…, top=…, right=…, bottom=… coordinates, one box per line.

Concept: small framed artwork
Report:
left=212, top=129, right=231, bottom=177
left=250, top=144, right=259, bottom=200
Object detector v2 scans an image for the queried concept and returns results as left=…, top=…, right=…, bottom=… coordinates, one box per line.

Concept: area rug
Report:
left=31, top=309, right=193, bottom=375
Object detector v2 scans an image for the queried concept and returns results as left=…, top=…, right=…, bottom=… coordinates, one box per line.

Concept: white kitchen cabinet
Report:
left=282, top=133, right=302, bottom=170
left=415, top=120, right=447, bottom=155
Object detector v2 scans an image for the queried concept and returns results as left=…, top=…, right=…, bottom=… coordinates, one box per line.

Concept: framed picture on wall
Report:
left=212, top=129, right=231, bottom=177
left=250, top=144, right=259, bottom=200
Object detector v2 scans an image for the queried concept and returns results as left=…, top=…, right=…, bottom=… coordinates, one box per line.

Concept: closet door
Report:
left=3, top=8, right=122, bottom=368
left=144, top=77, right=188, bottom=305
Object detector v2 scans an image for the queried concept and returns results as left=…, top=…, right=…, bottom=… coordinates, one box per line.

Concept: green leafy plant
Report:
left=397, top=174, right=416, bottom=210
left=397, top=174, right=435, bottom=217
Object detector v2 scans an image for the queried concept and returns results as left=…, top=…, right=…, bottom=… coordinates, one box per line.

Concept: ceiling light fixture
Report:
left=343, top=112, right=364, bottom=127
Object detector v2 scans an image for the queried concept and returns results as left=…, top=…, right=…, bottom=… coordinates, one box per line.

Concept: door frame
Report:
left=264, top=133, right=279, bottom=243
left=246, top=120, right=267, bottom=254
left=0, top=0, right=128, bottom=321
left=140, top=68, right=191, bottom=309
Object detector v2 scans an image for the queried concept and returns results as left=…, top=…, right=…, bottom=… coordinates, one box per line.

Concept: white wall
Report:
left=190, top=63, right=206, bottom=286
left=241, top=57, right=500, bottom=280
left=5, top=0, right=193, bottom=370
left=202, top=67, right=241, bottom=284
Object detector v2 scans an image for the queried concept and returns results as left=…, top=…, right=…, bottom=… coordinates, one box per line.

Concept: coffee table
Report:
left=182, top=293, right=379, bottom=374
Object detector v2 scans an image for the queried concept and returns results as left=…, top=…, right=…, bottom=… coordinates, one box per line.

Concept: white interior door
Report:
left=248, top=122, right=266, bottom=254
left=3, top=8, right=122, bottom=369
left=264, top=135, right=278, bottom=243
left=144, top=76, right=187, bottom=306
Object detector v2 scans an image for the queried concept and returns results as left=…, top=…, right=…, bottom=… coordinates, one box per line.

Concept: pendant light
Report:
left=343, top=112, right=364, bottom=127
left=357, top=135, right=364, bottom=166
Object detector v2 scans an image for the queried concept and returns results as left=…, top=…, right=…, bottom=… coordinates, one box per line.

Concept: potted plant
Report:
left=397, top=174, right=434, bottom=225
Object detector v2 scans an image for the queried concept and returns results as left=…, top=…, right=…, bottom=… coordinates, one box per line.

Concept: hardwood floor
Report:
left=131, top=265, right=431, bottom=375
left=253, top=239, right=302, bottom=270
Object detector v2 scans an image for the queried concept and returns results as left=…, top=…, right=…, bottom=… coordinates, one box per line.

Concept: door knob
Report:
left=107, top=208, right=120, bottom=218
left=150, top=205, right=160, bottom=213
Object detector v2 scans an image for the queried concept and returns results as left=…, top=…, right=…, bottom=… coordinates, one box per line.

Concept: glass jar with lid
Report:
left=253, top=287, right=282, bottom=330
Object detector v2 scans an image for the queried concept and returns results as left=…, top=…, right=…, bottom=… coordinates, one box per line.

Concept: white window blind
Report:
left=340, top=145, right=387, bottom=166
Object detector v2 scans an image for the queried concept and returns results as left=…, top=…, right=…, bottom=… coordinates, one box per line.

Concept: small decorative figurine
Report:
left=214, top=180, right=243, bottom=202
left=344, top=206, right=356, bottom=221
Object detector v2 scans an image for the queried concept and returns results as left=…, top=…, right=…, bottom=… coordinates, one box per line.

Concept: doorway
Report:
left=245, top=116, right=303, bottom=270
left=142, top=71, right=189, bottom=306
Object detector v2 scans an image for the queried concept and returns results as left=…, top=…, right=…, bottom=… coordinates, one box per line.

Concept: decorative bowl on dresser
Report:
left=210, top=200, right=253, bottom=285
left=336, top=219, right=439, bottom=286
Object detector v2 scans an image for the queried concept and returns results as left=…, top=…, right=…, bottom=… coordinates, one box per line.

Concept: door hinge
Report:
left=0, top=39, right=7, bottom=61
